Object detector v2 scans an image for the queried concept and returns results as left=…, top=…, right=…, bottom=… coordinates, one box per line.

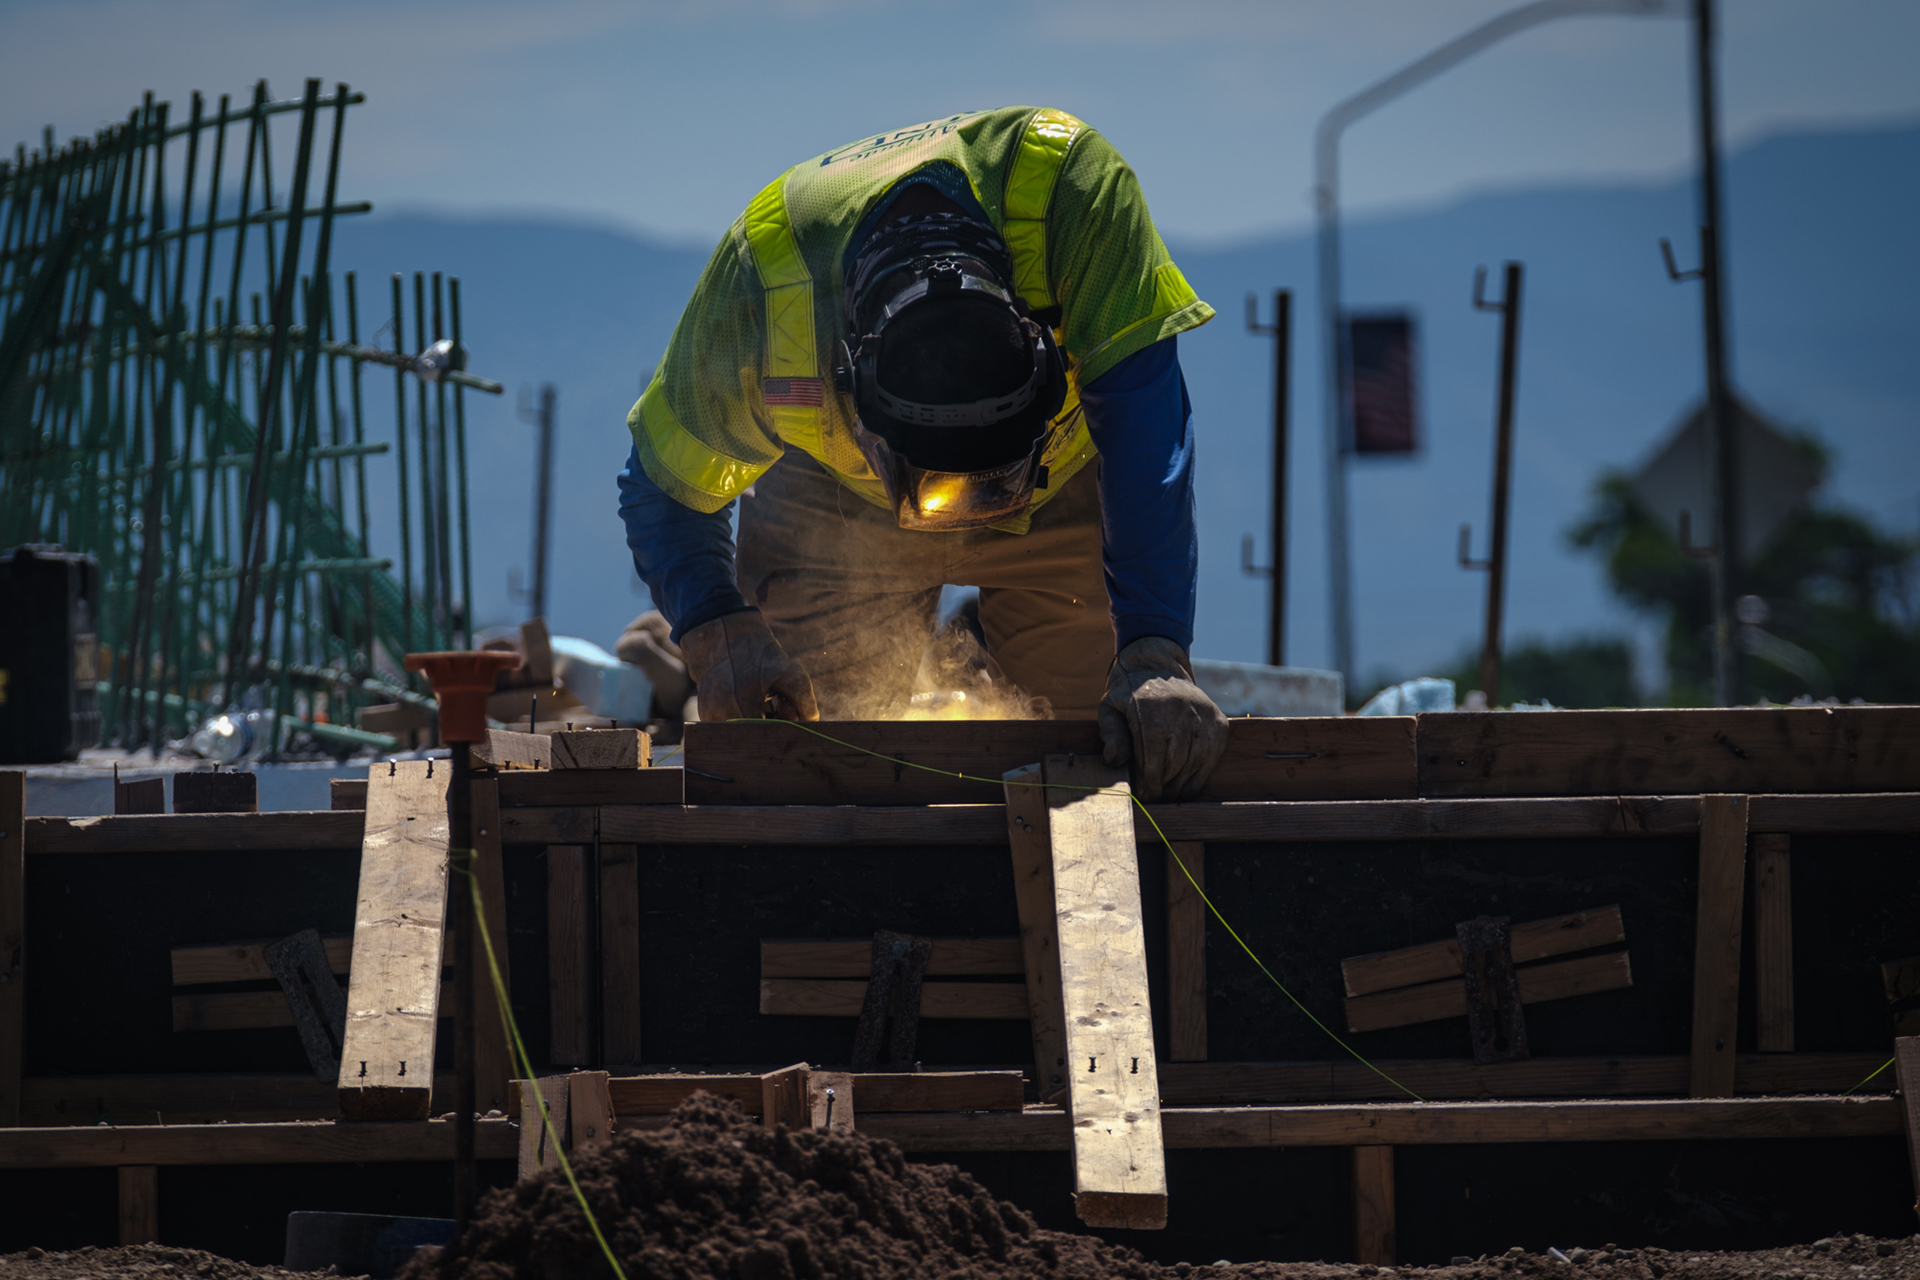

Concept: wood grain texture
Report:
left=600, top=844, right=643, bottom=1068
left=499, top=768, right=680, bottom=809
left=0, top=1118, right=520, bottom=1168
left=761, top=1063, right=810, bottom=1130
left=1005, top=764, right=1069, bottom=1100
left=171, top=771, right=258, bottom=814
left=760, top=938, right=1024, bottom=978
left=1894, top=1037, right=1920, bottom=1220
left=331, top=779, right=369, bottom=811
left=117, top=1165, right=158, bottom=1244
left=471, top=778, right=514, bottom=1112
left=810, top=1072, right=855, bottom=1132
left=0, top=772, right=22, bottom=1126
left=337, top=761, right=450, bottom=1121
left=1166, top=843, right=1208, bottom=1062
left=547, top=846, right=591, bottom=1066
left=18, top=1073, right=455, bottom=1125
left=1343, top=906, right=1626, bottom=998
left=683, top=719, right=1416, bottom=806
left=550, top=728, right=648, bottom=770
left=1753, top=833, right=1795, bottom=1054
left=26, top=811, right=365, bottom=854
left=114, top=777, right=165, bottom=815
left=1352, top=1146, right=1394, bottom=1265
left=758, top=979, right=1028, bottom=1019
left=569, top=1071, right=615, bottom=1153
left=1691, top=795, right=1750, bottom=1097
left=1418, top=707, right=1920, bottom=797
left=472, top=729, right=549, bottom=770
left=172, top=934, right=455, bottom=986
left=518, top=1076, right=569, bottom=1178
left=584, top=1070, right=1022, bottom=1119
left=1045, top=753, right=1167, bottom=1230
left=178, top=983, right=454, bottom=1033
left=1344, top=951, right=1633, bottom=1033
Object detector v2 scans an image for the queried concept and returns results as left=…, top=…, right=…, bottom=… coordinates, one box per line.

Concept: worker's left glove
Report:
left=1097, top=636, right=1229, bottom=803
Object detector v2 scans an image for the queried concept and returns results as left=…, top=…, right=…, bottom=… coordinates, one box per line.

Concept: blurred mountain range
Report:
left=330, top=119, right=1920, bottom=691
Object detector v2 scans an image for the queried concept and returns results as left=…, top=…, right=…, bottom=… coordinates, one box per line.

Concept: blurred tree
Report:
left=1569, top=460, right=1920, bottom=705
left=1443, top=636, right=1637, bottom=708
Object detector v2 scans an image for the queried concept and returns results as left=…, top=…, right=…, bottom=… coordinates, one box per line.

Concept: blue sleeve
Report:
left=1079, top=337, right=1197, bottom=652
left=616, top=443, right=750, bottom=640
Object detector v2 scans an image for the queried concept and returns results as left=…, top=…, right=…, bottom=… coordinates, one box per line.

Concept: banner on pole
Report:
left=1342, top=313, right=1420, bottom=455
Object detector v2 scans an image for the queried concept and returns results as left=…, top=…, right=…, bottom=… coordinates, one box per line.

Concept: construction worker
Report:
left=617, top=106, right=1228, bottom=800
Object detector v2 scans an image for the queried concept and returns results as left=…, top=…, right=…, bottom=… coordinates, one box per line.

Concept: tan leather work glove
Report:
left=1097, top=636, right=1229, bottom=802
left=678, top=611, right=820, bottom=723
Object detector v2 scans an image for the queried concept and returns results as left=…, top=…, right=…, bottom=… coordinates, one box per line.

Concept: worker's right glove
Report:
left=679, top=611, right=820, bottom=723
left=1097, top=636, right=1229, bottom=802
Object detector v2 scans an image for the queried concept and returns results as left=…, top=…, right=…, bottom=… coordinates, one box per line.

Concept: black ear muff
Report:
left=1030, top=319, right=1068, bottom=423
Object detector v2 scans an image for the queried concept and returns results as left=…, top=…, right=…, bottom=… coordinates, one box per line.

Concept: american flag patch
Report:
left=763, top=377, right=824, bottom=406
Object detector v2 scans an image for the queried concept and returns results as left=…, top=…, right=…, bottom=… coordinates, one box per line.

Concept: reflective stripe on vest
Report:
left=634, top=369, right=767, bottom=511
left=1001, top=108, right=1084, bottom=311
left=743, top=170, right=824, bottom=455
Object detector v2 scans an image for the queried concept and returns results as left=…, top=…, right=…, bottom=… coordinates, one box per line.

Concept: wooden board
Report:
left=586, top=1070, right=1023, bottom=1119
left=26, top=811, right=366, bottom=854
left=114, top=776, right=165, bottom=815
left=331, top=779, right=369, bottom=811
left=1352, top=1146, right=1394, bottom=1265
left=551, top=728, right=648, bottom=770
left=171, top=771, right=258, bottom=814
left=1344, top=951, right=1633, bottom=1033
left=760, top=938, right=1023, bottom=978
left=118, top=1165, right=157, bottom=1244
left=1166, top=843, right=1208, bottom=1062
left=1045, top=753, right=1167, bottom=1230
left=683, top=718, right=1417, bottom=806
left=547, top=846, right=591, bottom=1066
left=810, top=1072, right=855, bottom=1133
left=18, top=1073, right=462, bottom=1125
left=263, top=929, right=349, bottom=1080
left=1753, top=833, right=1794, bottom=1053
left=517, top=1076, right=569, bottom=1178
left=337, top=761, right=451, bottom=1121
left=471, top=778, right=514, bottom=1112
left=177, top=984, right=453, bottom=1033
left=1895, top=1037, right=1920, bottom=1219
left=601, top=844, right=643, bottom=1067
left=1418, top=706, right=1920, bottom=797
left=498, top=768, right=681, bottom=808
left=171, top=934, right=455, bottom=986
left=0, top=772, right=22, bottom=1126
left=570, top=1071, right=615, bottom=1153
left=758, top=979, right=1028, bottom=1019
left=472, top=729, right=550, bottom=770
left=1343, top=906, right=1626, bottom=998
left=1005, top=764, right=1068, bottom=1101
left=761, top=1063, right=810, bottom=1130
left=1691, top=795, right=1749, bottom=1097
left=0, top=1118, right=519, bottom=1168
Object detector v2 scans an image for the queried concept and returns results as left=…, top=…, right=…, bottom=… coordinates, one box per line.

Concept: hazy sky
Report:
left=6, top=0, right=1919, bottom=245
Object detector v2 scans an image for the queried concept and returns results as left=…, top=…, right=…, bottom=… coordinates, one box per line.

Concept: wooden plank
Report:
left=1351, top=1146, right=1394, bottom=1265
left=547, top=846, right=591, bottom=1066
left=1753, top=833, right=1795, bottom=1053
left=1418, top=706, right=1920, bottom=797
left=569, top=1071, right=615, bottom=1154
left=337, top=760, right=451, bottom=1122
left=1166, top=842, right=1208, bottom=1062
left=851, top=931, right=931, bottom=1072
left=1005, top=764, right=1068, bottom=1102
left=472, top=729, right=549, bottom=770
left=26, top=811, right=365, bottom=854
left=683, top=719, right=1417, bottom=806
left=18, top=1074, right=460, bottom=1125
left=118, top=1165, right=158, bottom=1244
left=587, top=1070, right=1023, bottom=1119
left=607, top=1074, right=762, bottom=1116
left=1748, top=792, right=1920, bottom=833
left=263, top=929, right=349, bottom=1080
left=849, top=1095, right=1903, bottom=1153
left=0, top=1117, right=522, bottom=1169
left=0, top=772, right=22, bottom=1127
left=1691, top=794, right=1749, bottom=1097
left=760, top=938, right=1023, bottom=978
left=471, top=778, right=514, bottom=1113
left=758, top=979, right=1028, bottom=1019
left=550, top=728, right=648, bottom=770
left=760, top=1063, right=810, bottom=1130
left=1045, top=753, right=1167, bottom=1230
left=518, top=1075, right=570, bottom=1177
left=499, top=768, right=681, bottom=808
left=601, top=844, right=642, bottom=1068
left=176, top=983, right=452, bottom=1033
left=114, top=776, right=165, bottom=815
left=331, top=778, right=369, bottom=811
left=1343, top=906, right=1626, bottom=998
left=1895, top=1037, right=1920, bottom=1221
left=171, top=771, right=258, bottom=814
left=1456, top=916, right=1528, bottom=1064
left=1345, top=951, right=1633, bottom=1033
left=810, top=1072, right=854, bottom=1132
left=171, top=934, right=458, bottom=986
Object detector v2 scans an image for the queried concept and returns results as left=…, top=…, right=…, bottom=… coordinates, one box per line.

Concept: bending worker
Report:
left=617, top=106, right=1229, bottom=800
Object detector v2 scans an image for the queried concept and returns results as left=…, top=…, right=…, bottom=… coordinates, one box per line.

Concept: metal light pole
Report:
left=1459, top=263, right=1525, bottom=706
left=518, top=384, right=558, bottom=621
left=1314, top=0, right=1677, bottom=686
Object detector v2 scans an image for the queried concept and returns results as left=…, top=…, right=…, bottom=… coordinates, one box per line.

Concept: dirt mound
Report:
left=0, top=1242, right=329, bottom=1279
left=399, top=1092, right=1170, bottom=1280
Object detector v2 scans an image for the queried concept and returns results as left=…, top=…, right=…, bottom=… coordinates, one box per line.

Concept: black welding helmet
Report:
left=835, top=212, right=1067, bottom=530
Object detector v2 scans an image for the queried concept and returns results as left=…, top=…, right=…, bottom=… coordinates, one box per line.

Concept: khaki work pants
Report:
left=735, top=451, right=1113, bottom=719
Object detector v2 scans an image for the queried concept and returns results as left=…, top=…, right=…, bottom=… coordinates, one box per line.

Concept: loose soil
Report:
left=4, top=1097, right=1914, bottom=1279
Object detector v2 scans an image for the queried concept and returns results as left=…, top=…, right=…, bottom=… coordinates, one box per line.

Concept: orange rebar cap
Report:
left=404, top=650, right=522, bottom=743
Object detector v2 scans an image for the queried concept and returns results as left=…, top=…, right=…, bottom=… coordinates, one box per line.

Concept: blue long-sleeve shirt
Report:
left=617, top=335, right=1198, bottom=651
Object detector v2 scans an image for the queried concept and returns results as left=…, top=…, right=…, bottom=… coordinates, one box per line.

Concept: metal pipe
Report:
left=1313, top=0, right=1676, bottom=686
left=449, top=741, right=477, bottom=1226
left=1477, top=263, right=1524, bottom=705
left=530, top=385, right=557, bottom=622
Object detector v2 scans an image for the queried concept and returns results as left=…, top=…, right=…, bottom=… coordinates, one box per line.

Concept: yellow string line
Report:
left=742, top=718, right=1426, bottom=1103
left=1841, top=1056, right=1896, bottom=1097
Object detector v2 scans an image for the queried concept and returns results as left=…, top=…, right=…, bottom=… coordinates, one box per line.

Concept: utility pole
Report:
left=1243, top=289, right=1292, bottom=667
left=518, top=384, right=557, bottom=621
left=1459, top=263, right=1524, bottom=706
